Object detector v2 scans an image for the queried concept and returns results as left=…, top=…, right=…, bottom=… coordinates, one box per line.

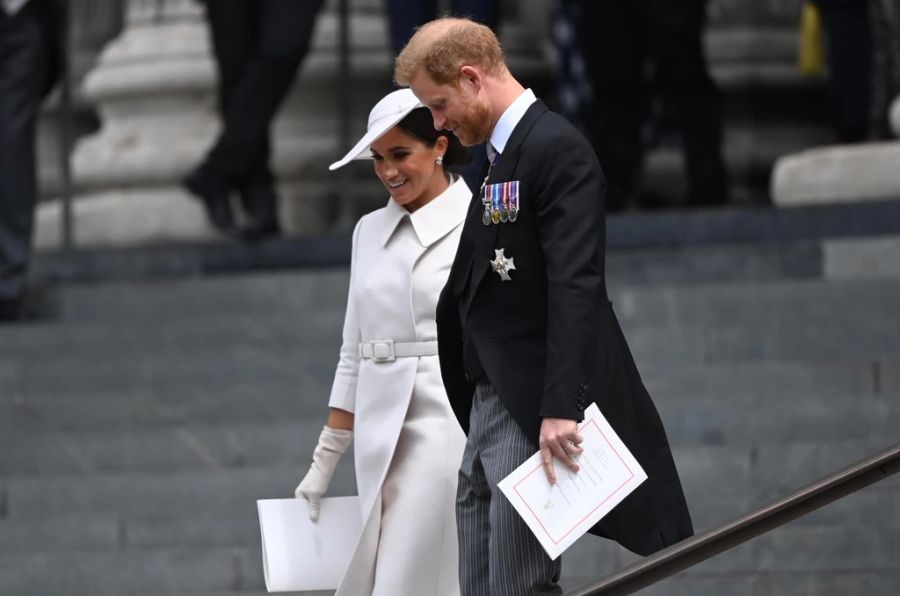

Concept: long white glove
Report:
left=295, top=426, right=353, bottom=522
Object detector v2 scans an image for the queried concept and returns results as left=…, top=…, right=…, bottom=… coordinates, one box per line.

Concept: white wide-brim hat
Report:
left=328, top=88, right=425, bottom=171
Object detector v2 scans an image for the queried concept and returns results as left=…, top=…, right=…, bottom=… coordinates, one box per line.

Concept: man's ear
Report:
left=459, top=65, right=482, bottom=91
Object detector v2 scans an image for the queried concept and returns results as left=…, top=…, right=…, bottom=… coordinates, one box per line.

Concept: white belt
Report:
left=358, top=339, right=438, bottom=362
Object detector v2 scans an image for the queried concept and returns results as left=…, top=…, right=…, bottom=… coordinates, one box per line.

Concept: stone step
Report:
left=4, top=284, right=899, bottom=362
left=2, top=382, right=327, bottom=432
left=563, top=569, right=900, bottom=596
left=53, top=271, right=349, bottom=323
left=603, top=240, right=822, bottom=287
left=642, top=359, right=891, bottom=401
left=0, top=523, right=896, bottom=596
left=1, top=464, right=357, bottom=520
left=43, top=239, right=828, bottom=322
left=5, top=441, right=896, bottom=527
left=673, top=444, right=900, bottom=530
left=14, top=281, right=900, bottom=352
left=610, top=277, right=900, bottom=330
left=2, top=281, right=897, bottom=381
left=45, top=275, right=900, bottom=331
left=654, top=392, right=899, bottom=446
left=8, top=357, right=892, bottom=405
left=3, top=325, right=898, bottom=403
left=562, top=524, right=900, bottom=586
left=18, top=268, right=896, bottom=333
left=0, top=312, right=343, bottom=360
left=90, top=593, right=309, bottom=596
left=0, top=547, right=264, bottom=596
left=1, top=346, right=339, bottom=399
left=5, top=400, right=897, bottom=475
left=625, top=318, right=900, bottom=367
left=2, top=481, right=896, bottom=555
left=4, top=420, right=325, bottom=475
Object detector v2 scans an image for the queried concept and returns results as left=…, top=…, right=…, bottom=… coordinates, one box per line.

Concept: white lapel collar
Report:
left=377, top=197, right=410, bottom=248
left=408, top=176, right=471, bottom=247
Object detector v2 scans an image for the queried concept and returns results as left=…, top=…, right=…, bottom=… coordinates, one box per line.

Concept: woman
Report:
left=295, top=88, right=472, bottom=596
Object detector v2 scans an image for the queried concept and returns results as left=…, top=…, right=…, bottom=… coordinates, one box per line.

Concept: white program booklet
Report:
left=257, top=496, right=361, bottom=592
left=498, top=403, right=647, bottom=559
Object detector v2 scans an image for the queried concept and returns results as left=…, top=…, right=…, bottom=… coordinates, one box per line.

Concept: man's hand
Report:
left=539, top=417, right=583, bottom=484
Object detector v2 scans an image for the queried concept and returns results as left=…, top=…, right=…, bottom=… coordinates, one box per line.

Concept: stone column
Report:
left=35, top=0, right=220, bottom=249
left=36, top=0, right=124, bottom=199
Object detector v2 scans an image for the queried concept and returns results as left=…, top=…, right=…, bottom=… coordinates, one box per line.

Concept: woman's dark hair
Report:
left=396, top=107, right=472, bottom=167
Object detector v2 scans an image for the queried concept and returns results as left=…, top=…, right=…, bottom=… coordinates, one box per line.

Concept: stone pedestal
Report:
left=35, top=0, right=223, bottom=249
left=771, top=94, right=900, bottom=205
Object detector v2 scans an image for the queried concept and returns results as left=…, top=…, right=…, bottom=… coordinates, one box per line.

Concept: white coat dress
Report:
left=327, top=176, right=471, bottom=596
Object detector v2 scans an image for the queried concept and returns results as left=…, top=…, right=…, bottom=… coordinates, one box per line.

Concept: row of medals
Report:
left=480, top=177, right=518, bottom=225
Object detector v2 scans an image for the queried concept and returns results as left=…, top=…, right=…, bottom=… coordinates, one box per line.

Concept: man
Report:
left=0, top=0, right=60, bottom=323
left=183, top=0, right=325, bottom=240
left=565, top=0, right=728, bottom=210
left=395, top=18, right=693, bottom=595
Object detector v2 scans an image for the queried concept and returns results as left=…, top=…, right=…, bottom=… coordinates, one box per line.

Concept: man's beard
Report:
left=455, top=95, right=492, bottom=146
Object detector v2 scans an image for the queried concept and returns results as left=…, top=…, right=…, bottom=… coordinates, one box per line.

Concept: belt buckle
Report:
left=370, top=339, right=396, bottom=362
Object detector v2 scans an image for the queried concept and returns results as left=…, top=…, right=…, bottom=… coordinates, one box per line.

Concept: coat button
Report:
left=464, top=372, right=473, bottom=382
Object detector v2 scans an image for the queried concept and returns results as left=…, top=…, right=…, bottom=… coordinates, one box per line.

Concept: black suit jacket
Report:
left=436, top=101, right=694, bottom=556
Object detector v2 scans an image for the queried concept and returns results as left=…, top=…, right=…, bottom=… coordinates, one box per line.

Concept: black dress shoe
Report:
left=183, top=167, right=237, bottom=233
left=0, top=285, right=56, bottom=324
left=0, top=296, right=23, bottom=323
left=240, top=219, right=282, bottom=242
left=239, top=173, right=282, bottom=242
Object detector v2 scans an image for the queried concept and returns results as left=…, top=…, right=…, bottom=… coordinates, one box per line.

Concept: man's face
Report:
left=410, top=69, right=492, bottom=147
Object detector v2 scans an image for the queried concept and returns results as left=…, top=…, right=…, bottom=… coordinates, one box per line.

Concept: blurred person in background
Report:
left=811, top=0, right=900, bottom=141
left=809, top=0, right=874, bottom=142
left=560, top=0, right=729, bottom=211
left=0, top=0, right=61, bottom=323
left=385, top=0, right=499, bottom=56
left=184, top=0, right=325, bottom=241
left=294, top=88, right=472, bottom=596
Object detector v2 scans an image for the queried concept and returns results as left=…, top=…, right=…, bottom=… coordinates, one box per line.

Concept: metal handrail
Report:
left=566, top=443, right=900, bottom=596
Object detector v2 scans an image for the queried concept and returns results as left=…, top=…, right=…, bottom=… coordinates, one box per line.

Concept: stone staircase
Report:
left=2, top=236, right=898, bottom=595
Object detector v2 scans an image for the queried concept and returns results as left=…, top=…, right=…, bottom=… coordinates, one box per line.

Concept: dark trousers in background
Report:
left=816, top=0, right=873, bottom=142
left=385, top=0, right=500, bottom=56
left=572, top=0, right=727, bottom=210
left=197, top=0, right=324, bottom=224
left=0, top=1, right=56, bottom=310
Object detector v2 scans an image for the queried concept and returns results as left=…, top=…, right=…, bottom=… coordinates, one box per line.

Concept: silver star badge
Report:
left=490, top=248, right=516, bottom=282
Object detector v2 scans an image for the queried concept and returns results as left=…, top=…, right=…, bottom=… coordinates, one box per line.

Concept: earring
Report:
left=436, top=155, right=444, bottom=165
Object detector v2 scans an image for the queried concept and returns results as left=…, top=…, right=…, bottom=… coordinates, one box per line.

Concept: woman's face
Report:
left=370, top=126, right=448, bottom=212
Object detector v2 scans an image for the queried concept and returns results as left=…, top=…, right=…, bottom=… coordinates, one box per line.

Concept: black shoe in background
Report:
left=239, top=168, right=282, bottom=242
left=183, top=166, right=237, bottom=234
left=0, top=296, right=23, bottom=323
left=0, top=285, right=58, bottom=325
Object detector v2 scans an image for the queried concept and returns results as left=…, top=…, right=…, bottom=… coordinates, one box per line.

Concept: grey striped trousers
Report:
left=456, top=381, right=562, bottom=596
